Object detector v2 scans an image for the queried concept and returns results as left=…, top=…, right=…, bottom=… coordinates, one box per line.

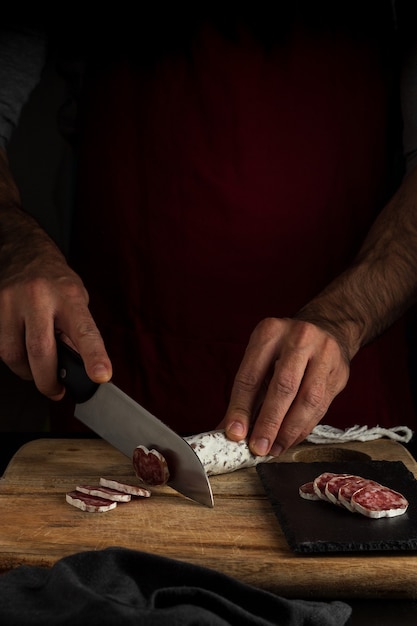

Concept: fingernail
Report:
left=270, top=443, right=283, bottom=457
left=92, top=364, right=110, bottom=381
left=228, top=421, right=245, bottom=437
left=252, top=438, right=270, bottom=456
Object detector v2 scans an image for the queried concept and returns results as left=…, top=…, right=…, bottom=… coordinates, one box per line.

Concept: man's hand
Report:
left=0, top=256, right=112, bottom=400
left=223, top=163, right=417, bottom=456
left=0, top=147, right=112, bottom=399
left=222, top=317, right=350, bottom=456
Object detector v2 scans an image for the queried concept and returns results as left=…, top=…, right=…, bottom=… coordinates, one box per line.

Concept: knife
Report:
left=56, top=340, right=214, bottom=507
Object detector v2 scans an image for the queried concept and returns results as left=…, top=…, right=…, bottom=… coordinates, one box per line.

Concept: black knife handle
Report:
left=57, top=339, right=99, bottom=403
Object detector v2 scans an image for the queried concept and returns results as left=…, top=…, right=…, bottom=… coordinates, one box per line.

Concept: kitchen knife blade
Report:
left=57, top=340, right=214, bottom=507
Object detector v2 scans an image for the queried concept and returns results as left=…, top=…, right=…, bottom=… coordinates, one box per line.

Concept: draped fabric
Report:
left=0, top=547, right=352, bottom=625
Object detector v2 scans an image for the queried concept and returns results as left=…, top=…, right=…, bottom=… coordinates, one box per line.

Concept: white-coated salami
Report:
left=184, top=429, right=274, bottom=476
left=66, top=490, right=118, bottom=512
left=99, top=477, right=151, bottom=498
left=75, top=485, right=132, bottom=502
left=131, top=429, right=274, bottom=485
left=351, top=483, right=409, bottom=518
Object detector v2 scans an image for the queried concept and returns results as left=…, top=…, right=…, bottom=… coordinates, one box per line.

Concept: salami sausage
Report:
left=132, top=445, right=170, bottom=486
left=75, top=485, right=132, bottom=502
left=351, top=483, right=409, bottom=518
left=184, top=430, right=274, bottom=476
left=99, top=478, right=151, bottom=498
left=132, top=430, right=275, bottom=485
left=66, top=490, right=118, bottom=512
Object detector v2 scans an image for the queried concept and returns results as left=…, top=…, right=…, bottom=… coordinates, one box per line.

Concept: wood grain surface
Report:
left=1, top=437, right=417, bottom=599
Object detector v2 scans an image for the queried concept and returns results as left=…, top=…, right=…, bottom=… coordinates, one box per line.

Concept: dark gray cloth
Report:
left=0, top=547, right=351, bottom=625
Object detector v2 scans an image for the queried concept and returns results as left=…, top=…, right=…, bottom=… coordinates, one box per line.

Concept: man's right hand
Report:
left=0, top=245, right=112, bottom=400
left=0, top=149, right=112, bottom=399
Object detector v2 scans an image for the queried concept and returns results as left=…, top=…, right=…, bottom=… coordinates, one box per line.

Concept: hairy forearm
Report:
left=295, top=167, right=417, bottom=361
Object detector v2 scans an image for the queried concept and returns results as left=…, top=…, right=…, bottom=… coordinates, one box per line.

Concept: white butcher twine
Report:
left=306, top=424, right=413, bottom=445
left=184, top=429, right=274, bottom=476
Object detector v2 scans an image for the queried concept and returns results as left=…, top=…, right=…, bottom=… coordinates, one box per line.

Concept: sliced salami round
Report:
left=75, top=485, right=132, bottom=502
left=99, top=478, right=151, bottom=498
left=324, top=474, right=355, bottom=505
left=312, top=472, right=338, bottom=500
left=299, top=481, right=321, bottom=500
left=132, top=445, right=170, bottom=486
left=338, top=477, right=380, bottom=512
left=66, top=490, right=118, bottom=513
left=351, top=483, right=409, bottom=519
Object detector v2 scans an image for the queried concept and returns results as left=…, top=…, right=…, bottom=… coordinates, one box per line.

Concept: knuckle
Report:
left=233, top=370, right=260, bottom=394
left=258, top=412, right=281, bottom=433
left=271, top=366, right=299, bottom=398
left=279, top=419, right=318, bottom=449
left=294, top=426, right=315, bottom=445
left=302, top=383, right=326, bottom=410
left=285, top=319, right=316, bottom=347
left=59, top=278, right=89, bottom=302
left=282, top=422, right=302, bottom=441
left=77, top=325, right=99, bottom=339
left=25, top=326, right=55, bottom=358
left=287, top=319, right=338, bottom=354
left=73, top=318, right=102, bottom=342
left=23, top=277, right=52, bottom=300
left=274, top=429, right=299, bottom=451
left=26, top=335, right=53, bottom=359
left=253, top=317, right=284, bottom=341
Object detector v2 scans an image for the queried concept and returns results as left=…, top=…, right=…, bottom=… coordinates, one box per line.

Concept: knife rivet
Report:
left=59, top=368, right=67, bottom=380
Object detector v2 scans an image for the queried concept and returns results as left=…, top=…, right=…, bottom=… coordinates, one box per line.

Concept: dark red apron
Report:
left=61, top=15, right=416, bottom=435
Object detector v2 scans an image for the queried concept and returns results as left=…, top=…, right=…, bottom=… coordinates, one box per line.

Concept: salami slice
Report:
left=99, top=478, right=151, bottom=498
left=184, top=430, right=274, bottom=476
left=324, top=474, right=355, bottom=505
left=66, top=490, right=117, bottom=513
left=338, top=477, right=380, bottom=512
left=299, top=481, right=321, bottom=500
left=312, top=472, right=338, bottom=500
left=75, top=485, right=132, bottom=502
left=133, top=445, right=170, bottom=486
left=351, top=483, right=409, bottom=519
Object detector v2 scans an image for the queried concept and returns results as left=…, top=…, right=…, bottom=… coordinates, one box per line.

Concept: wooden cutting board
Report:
left=1, top=437, right=417, bottom=600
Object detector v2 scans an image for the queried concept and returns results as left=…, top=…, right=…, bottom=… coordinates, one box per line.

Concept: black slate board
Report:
left=256, top=460, right=417, bottom=553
